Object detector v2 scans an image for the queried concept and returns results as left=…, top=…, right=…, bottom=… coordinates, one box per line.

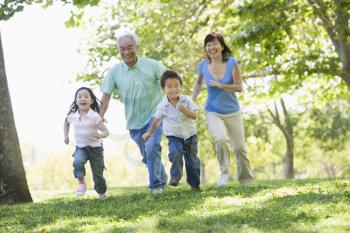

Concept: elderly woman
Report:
left=192, top=32, right=254, bottom=186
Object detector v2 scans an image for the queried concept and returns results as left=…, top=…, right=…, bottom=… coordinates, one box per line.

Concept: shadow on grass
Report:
left=0, top=179, right=349, bottom=232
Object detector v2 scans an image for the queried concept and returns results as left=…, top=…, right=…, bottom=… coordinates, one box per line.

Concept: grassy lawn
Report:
left=1, top=179, right=350, bottom=233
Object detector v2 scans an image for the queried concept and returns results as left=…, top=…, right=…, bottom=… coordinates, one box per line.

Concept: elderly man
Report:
left=100, top=32, right=167, bottom=193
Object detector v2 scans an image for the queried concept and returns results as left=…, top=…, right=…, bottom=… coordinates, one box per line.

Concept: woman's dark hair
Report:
left=204, top=32, right=231, bottom=62
left=160, top=70, right=183, bottom=89
left=67, top=87, right=102, bottom=115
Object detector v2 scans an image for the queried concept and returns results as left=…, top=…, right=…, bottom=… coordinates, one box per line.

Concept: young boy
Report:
left=142, top=70, right=201, bottom=189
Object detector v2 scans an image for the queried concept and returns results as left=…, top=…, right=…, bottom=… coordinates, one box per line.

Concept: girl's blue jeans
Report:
left=73, top=146, right=107, bottom=194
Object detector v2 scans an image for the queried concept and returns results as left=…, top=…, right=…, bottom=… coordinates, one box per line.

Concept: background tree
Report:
left=267, top=98, right=297, bottom=179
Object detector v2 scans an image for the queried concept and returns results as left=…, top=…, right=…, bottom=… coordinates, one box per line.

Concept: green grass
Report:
left=1, top=179, right=350, bottom=233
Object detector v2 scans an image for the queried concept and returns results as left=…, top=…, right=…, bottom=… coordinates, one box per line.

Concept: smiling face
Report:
left=205, top=38, right=224, bottom=60
left=75, top=89, right=93, bottom=112
left=164, top=77, right=181, bottom=101
left=118, top=36, right=137, bottom=67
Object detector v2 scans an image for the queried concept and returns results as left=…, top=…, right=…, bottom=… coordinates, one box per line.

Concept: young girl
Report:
left=63, top=87, right=109, bottom=200
left=142, top=70, right=201, bottom=190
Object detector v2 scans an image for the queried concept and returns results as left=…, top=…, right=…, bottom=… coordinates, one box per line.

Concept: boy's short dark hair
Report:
left=160, top=70, right=183, bottom=89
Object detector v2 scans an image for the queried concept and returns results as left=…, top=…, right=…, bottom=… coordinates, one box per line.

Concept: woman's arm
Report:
left=210, top=63, right=243, bottom=92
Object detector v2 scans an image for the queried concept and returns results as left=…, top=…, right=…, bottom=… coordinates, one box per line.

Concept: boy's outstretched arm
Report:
left=63, top=118, right=70, bottom=144
left=142, top=118, right=162, bottom=141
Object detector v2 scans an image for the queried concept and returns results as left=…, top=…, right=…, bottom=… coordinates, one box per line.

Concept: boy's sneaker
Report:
left=76, top=183, right=86, bottom=196
left=169, top=179, right=179, bottom=187
left=98, top=193, right=108, bottom=201
left=191, top=186, right=201, bottom=191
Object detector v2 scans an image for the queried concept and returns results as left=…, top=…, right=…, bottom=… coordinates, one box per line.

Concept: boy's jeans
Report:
left=166, top=135, right=200, bottom=188
left=73, top=146, right=107, bottom=194
left=129, top=118, right=167, bottom=189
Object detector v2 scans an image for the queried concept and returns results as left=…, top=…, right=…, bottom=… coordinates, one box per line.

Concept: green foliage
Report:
left=231, top=0, right=347, bottom=95
left=0, top=0, right=26, bottom=21
left=65, top=11, right=84, bottom=27
left=0, top=0, right=101, bottom=21
left=309, top=100, right=350, bottom=151
left=245, top=113, right=270, bottom=142
left=70, top=0, right=349, bottom=99
left=1, top=179, right=350, bottom=232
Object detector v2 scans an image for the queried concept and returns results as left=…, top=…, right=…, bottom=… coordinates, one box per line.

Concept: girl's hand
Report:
left=64, top=137, right=69, bottom=145
left=210, top=80, right=222, bottom=89
left=142, top=132, right=151, bottom=141
left=91, top=131, right=103, bottom=139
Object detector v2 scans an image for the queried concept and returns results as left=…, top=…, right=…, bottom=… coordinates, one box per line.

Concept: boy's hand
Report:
left=142, top=132, right=151, bottom=141
left=64, top=137, right=69, bottom=145
left=176, top=103, right=187, bottom=112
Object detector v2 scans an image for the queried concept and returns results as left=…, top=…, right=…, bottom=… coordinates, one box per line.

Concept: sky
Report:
left=0, top=4, right=128, bottom=157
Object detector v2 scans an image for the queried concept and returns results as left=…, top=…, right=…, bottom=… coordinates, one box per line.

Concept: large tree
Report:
left=0, top=33, right=32, bottom=203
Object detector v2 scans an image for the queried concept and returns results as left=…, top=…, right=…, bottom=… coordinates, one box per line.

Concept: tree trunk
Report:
left=267, top=98, right=295, bottom=179
left=284, top=138, right=294, bottom=179
left=337, top=40, right=350, bottom=91
left=0, top=33, right=32, bottom=204
left=200, top=162, right=206, bottom=184
left=281, top=99, right=294, bottom=179
left=342, top=70, right=350, bottom=92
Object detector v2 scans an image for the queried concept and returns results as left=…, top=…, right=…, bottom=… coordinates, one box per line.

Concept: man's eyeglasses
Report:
left=119, top=45, right=135, bottom=53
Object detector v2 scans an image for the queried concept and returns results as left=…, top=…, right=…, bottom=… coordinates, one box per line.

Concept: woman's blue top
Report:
left=198, top=57, right=240, bottom=114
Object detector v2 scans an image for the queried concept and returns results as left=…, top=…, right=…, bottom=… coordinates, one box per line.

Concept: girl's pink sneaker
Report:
left=76, top=183, right=86, bottom=196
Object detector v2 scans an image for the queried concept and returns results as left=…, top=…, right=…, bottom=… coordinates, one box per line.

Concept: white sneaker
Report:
left=217, top=174, right=230, bottom=187
left=76, top=183, right=86, bottom=196
left=98, top=193, right=108, bottom=201
left=150, top=187, right=164, bottom=194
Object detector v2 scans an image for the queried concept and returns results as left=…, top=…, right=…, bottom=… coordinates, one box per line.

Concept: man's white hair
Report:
left=116, top=31, right=138, bottom=48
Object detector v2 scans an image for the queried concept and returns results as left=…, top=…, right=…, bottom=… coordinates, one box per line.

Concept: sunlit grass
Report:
left=1, top=179, right=350, bottom=233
